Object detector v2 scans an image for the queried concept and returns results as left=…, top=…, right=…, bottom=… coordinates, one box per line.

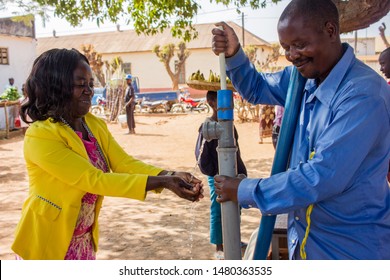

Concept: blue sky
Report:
left=1, top=0, right=389, bottom=42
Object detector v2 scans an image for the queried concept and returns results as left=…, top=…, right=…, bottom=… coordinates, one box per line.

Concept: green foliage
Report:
left=153, top=43, right=175, bottom=62
left=4, top=1, right=390, bottom=40
left=11, top=14, right=34, bottom=27
left=4, top=0, right=51, bottom=26
left=1, top=87, right=21, bottom=101
left=213, top=0, right=281, bottom=12
left=153, top=41, right=190, bottom=89
left=4, top=0, right=284, bottom=41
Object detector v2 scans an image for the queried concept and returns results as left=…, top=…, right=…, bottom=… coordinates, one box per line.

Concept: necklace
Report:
left=60, top=117, right=109, bottom=172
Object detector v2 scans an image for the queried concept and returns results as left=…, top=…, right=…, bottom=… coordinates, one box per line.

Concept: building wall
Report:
left=100, top=40, right=385, bottom=90
left=0, top=35, right=36, bottom=92
left=274, top=39, right=386, bottom=78
left=101, top=48, right=251, bottom=90
left=103, top=45, right=270, bottom=90
left=341, top=37, right=376, bottom=56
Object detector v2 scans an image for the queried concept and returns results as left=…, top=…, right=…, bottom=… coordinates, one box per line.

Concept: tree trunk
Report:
left=171, top=76, right=179, bottom=90
left=162, top=60, right=176, bottom=89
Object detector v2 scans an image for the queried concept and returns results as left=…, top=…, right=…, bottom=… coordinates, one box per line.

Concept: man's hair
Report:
left=20, top=48, right=90, bottom=123
left=381, top=47, right=390, bottom=57
left=280, top=0, right=339, bottom=32
left=206, top=90, right=217, bottom=102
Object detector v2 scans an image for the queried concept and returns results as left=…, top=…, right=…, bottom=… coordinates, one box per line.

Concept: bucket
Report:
left=118, top=115, right=128, bottom=129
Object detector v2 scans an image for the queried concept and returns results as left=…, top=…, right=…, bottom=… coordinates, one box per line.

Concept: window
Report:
left=175, top=60, right=186, bottom=84
left=122, top=63, right=131, bottom=75
left=0, top=48, right=9, bottom=65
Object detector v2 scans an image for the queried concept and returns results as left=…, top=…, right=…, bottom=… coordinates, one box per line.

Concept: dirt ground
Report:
left=0, top=112, right=276, bottom=260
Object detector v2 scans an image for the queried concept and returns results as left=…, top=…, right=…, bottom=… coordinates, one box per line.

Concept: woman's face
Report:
left=70, top=60, right=94, bottom=119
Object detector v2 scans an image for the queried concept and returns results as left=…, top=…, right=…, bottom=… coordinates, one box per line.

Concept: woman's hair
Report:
left=20, top=48, right=89, bottom=123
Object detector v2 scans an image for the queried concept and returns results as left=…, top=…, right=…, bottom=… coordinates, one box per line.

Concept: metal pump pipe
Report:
left=201, top=93, right=241, bottom=260
left=217, top=36, right=242, bottom=259
left=216, top=89, right=242, bottom=260
left=200, top=33, right=242, bottom=259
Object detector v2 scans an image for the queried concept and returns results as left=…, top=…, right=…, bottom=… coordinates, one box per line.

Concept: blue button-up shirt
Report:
left=227, top=44, right=390, bottom=259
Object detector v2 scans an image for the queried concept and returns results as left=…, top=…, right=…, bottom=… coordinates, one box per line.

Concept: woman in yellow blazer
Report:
left=12, top=48, right=203, bottom=260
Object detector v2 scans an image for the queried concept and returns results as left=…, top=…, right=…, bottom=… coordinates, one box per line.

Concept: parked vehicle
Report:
left=90, top=95, right=107, bottom=115
left=92, top=87, right=106, bottom=105
left=171, top=92, right=210, bottom=113
left=131, top=76, right=179, bottom=111
left=135, top=98, right=168, bottom=113
left=93, top=77, right=179, bottom=117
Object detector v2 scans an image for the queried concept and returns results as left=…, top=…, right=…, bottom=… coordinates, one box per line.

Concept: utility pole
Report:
left=242, top=13, right=245, bottom=48
left=354, top=30, right=358, bottom=54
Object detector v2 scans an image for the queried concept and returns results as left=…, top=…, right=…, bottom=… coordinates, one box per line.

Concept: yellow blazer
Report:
left=12, top=113, right=163, bottom=259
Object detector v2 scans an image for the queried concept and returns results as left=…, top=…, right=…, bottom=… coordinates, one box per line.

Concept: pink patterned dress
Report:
left=64, top=131, right=108, bottom=260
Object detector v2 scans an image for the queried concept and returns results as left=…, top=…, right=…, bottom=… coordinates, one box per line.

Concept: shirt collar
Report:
left=306, top=43, right=355, bottom=107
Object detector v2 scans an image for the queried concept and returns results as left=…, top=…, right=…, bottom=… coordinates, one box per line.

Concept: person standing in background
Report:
left=124, top=74, right=136, bottom=134
left=272, top=105, right=284, bottom=149
left=379, top=47, right=390, bottom=84
left=4, top=77, right=16, bottom=90
left=378, top=47, right=390, bottom=182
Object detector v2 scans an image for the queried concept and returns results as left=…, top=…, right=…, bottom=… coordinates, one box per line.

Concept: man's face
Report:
left=207, top=97, right=217, bottom=112
left=379, top=52, right=390, bottom=79
left=278, top=16, right=337, bottom=83
left=126, top=78, right=132, bottom=85
left=9, top=78, right=14, bottom=85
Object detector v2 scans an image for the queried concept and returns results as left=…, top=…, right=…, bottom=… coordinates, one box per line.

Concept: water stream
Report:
left=185, top=137, right=206, bottom=259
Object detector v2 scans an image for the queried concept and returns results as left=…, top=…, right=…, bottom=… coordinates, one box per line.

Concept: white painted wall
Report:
left=0, top=35, right=36, bottom=92
left=102, top=47, right=274, bottom=90
left=103, top=49, right=222, bottom=89
left=341, top=37, right=376, bottom=56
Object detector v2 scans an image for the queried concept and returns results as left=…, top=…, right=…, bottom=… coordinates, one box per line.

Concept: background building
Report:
left=0, top=15, right=36, bottom=91
left=36, top=22, right=272, bottom=92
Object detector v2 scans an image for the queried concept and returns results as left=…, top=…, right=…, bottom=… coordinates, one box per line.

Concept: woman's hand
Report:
left=214, top=175, right=243, bottom=203
left=173, top=171, right=201, bottom=185
left=149, top=171, right=204, bottom=202
left=165, top=175, right=204, bottom=202
left=170, top=171, right=204, bottom=202
left=211, top=22, right=241, bottom=58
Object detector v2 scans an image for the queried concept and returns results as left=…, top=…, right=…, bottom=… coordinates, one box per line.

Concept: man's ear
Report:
left=325, top=21, right=338, bottom=41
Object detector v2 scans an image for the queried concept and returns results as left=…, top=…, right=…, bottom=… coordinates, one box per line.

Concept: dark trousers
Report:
left=272, top=125, right=280, bottom=149
left=126, top=103, right=136, bottom=131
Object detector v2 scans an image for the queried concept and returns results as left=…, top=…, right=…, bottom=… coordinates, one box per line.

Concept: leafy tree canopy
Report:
left=1, top=0, right=389, bottom=41
left=1, top=0, right=280, bottom=41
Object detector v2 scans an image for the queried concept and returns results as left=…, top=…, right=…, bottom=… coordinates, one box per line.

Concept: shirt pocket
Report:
left=30, top=195, right=62, bottom=221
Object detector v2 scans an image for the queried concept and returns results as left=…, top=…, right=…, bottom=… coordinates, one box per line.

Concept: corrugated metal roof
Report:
left=37, top=21, right=271, bottom=54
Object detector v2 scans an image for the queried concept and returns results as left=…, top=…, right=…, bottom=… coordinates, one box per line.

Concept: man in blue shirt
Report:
left=211, top=0, right=390, bottom=259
